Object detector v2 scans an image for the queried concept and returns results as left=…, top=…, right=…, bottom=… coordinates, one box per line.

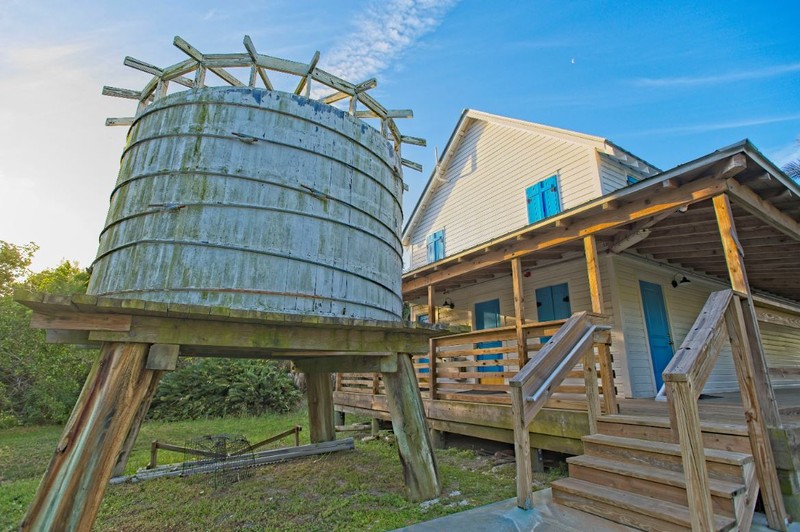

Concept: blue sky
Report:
left=1, top=0, right=798, bottom=269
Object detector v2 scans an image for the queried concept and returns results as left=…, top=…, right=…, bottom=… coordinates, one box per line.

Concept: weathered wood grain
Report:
left=306, top=372, right=335, bottom=443
left=21, top=342, right=157, bottom=531
left=381, top=354, right=440, bottom=501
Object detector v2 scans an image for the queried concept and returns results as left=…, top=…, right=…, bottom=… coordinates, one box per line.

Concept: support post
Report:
left=371, top=418, right=381, bottom=438
left=427, top=285, right=436, bottom=324
left=511, top=384, right=533, bottom=509
left=714, top=193, right=788, bottom=530
left=382, top=354, right=440, bottom=501
left=511, top=258, right=529, bottom=366
left=531, top=447, right=544, bottom=473
left=727, top=297, right=788, bottom=531
left=21, top=342, right=156, bottom=532
left=333, top=410, right=345, bottom=427
left=429, top=428, right=446, bottom=449
left=306, top=372, right=335, bottom=443
left=584, top=235, right=618, bottom=414
left=713, top=194, right=780, bottom=426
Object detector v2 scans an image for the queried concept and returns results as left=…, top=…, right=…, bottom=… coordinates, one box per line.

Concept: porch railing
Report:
left=335, top=315, right=616, bottom=413
left=663, top=289, right=786, bottom=531
left=509, top=311, right=612, bottom=508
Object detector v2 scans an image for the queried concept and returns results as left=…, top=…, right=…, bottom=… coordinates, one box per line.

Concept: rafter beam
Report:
left=725, top=178, right=800, bottom=242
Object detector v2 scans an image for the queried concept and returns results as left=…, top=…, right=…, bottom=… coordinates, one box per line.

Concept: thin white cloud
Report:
left=318, top=0, right=459, bottom=85
left=634, top=63, right=800, bottom=88
left=769, top=137, right=800, bottom=168
left=630, top=113, right=800, bottom=137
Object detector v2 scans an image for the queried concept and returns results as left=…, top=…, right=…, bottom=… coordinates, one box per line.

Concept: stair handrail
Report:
left=663, top=289, right=787, bottom=531
left=509, top=311, right=609, bottom=509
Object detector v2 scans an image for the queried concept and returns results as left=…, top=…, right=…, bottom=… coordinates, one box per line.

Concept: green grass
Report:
left=0, top=407, right=563, bottom=531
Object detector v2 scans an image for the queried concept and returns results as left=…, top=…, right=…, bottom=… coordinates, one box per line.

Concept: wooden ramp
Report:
left=551, top=415, right=757, bottom=531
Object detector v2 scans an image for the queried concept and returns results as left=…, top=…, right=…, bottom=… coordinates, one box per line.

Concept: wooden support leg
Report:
left=21, top=342, right=156, bottom=532
left=111, top=370, right=164, bottom=477
left=382, top=354, right=441, bottom=501
left=371, top=418, right=381, bottom=438
left=306, top=372, right=335, bottom=443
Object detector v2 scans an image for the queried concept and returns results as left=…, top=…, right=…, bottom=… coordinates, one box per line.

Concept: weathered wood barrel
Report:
left=88, top=87, right=403, bottom=320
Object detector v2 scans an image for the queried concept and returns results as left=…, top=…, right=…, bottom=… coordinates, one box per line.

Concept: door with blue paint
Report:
left=535, top=283, right=572, bottom=341
left=475, top=299, right=502, bottom=381
left=639, top=280, right=674, bottom=392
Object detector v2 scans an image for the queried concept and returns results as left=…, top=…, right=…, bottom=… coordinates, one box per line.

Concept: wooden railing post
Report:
left=428, top=338, right=437, bottom=400
left=665, top=379, right=716, bottom=532
left=583, top=347, right=600, bottom=434
left=511, top=385, right=533, bottom=509
left=148, top=441, right=159, bottom=470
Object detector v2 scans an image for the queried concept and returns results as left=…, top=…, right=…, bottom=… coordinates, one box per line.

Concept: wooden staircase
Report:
left=511, top=292, right=787, bottom=530
left=551, top=415, right=759, bottom=531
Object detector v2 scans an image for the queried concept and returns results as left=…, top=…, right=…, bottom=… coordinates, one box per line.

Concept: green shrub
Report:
left=148, top=358, right=301, bottom=421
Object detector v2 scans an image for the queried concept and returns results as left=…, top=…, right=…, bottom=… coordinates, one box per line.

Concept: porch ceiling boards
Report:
left=629, top=199, right=800, bottom=302
left=402, top=140, right=800, bottom=305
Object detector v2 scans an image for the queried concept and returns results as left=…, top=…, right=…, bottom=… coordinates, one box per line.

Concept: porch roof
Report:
left=402, top=140, right=800, bottom=305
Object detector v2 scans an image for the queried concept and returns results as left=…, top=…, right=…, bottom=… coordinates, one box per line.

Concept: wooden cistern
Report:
left=18, top=35, right=446, bottom=531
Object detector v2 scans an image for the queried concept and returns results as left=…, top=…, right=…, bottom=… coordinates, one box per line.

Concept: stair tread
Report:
left=567, top=454, right=745, bottom=497
left=553, top=477, right=736, bottom=531
left=584, top=433, right=753, bottom=465
left=599, top=414, right=749, bottom=436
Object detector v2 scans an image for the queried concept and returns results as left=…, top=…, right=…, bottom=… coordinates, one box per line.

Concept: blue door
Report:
left=535, top=283, right=572, bottom=341
left=640, top=281, right=674, bottom=391
left=475, top=299, right=502, bottom=375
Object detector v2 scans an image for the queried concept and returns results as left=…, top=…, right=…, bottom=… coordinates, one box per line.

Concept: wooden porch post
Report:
left=713, top=193, right=788, bottom=530
left=583, top=235, right=618, bottom=415
left=21, top=342, right=157, bottom=531
left=427, top=285, right=436, bottom=324
left=713, top=194, right=780, bottom=426
left=382, top=353, right=441, bottom=501
left=511, top=258, right=529, bottom=366
left=307, top=372, right=336, bottom=443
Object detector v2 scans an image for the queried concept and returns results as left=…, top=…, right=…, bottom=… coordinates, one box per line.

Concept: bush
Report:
left=148, top=358, right=301, bottom=421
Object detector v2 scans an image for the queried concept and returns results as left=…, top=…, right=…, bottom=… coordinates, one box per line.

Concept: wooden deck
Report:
left=619, top=388, right=800, bottom=427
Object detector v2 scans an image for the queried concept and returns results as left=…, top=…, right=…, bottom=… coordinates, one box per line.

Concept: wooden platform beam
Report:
left=21, top=342, right=157, bottom=531
left=382, top=354, right=441, bottom=501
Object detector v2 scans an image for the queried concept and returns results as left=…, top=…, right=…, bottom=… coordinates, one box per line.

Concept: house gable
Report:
left=403, top=110, right=657, bottom=271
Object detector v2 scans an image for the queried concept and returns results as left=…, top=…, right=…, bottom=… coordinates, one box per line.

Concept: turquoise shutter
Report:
left=541, top=175, right=561, bottom=217
left=526, top=183, right=544, bottom=223
left=426, top=230, right=445, bottom=262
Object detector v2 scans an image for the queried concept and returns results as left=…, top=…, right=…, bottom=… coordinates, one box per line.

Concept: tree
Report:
left=0, top=241, right=37, bottom=295
left=783, top=160, right=800, bottom=181
left=0, top=247, right=94, bottom=427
